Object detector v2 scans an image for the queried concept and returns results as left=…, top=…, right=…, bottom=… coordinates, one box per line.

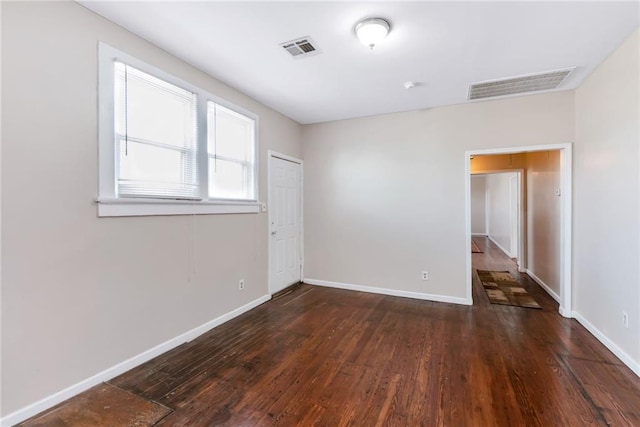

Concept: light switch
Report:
left=261, top=202, right=267, bottom=212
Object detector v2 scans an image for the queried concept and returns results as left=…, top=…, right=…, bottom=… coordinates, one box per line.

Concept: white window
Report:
left=115, top=63, right=199, bottom=199
left=98, top=43, right=259, bottom=217
left=208, top=103, right=256, bottom=200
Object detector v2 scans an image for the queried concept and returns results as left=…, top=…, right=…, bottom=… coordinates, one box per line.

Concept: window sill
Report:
left=96, top=197, right=260, bottom=217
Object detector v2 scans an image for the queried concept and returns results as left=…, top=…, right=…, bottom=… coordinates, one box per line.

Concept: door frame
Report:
left=465, top=143, right=573, bottom=317
left=267, top=150, right=304, bottom=295
left=471, top=170, right=525, bottom=271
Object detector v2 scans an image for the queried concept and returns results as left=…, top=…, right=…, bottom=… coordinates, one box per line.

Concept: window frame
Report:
left=206, top=102, right=257, bottom=201
left=97, top=42, right=259, bottom=217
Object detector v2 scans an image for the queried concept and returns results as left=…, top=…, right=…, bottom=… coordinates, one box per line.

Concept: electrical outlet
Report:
left=421, top=271, right=429, bottom=280
left=623, top=311, right=629, bottom=328
left=239, top=279, right=245, bottom=291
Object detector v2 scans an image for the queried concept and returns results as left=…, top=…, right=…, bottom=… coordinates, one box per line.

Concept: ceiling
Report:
left=79, top=1, right=639, bottom=124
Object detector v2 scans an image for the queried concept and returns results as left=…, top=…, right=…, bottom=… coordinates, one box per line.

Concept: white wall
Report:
left=526, top=151, right=561, bottom=296
left=303, top=91, right=574, bottom=301
left=470, top=175, right=486, bottom=235
left=486, top=173, right=516, bottom=257
left=574, top=28, right=640, bottom=366
left=1, top=1, right=302, bottom=417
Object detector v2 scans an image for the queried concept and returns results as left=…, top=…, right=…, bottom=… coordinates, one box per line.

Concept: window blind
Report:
left=207, top=102, right=256, bottom=200
left=114, top=62, right=199, bottom=199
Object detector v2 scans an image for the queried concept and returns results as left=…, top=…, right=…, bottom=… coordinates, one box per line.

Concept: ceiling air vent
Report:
left=279, top=36, right=321, bottom=59
left=468, top=68, right=574, bottom=100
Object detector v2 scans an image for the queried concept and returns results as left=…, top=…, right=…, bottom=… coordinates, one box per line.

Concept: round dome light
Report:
left=355, top=18, right=390, bottom=50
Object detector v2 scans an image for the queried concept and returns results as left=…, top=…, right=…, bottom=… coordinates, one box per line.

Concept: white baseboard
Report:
left=559, top=306, right=573, bottom=318
left=0, top=294, right=271, bottom=427
left=487, top=235, right=514, bottom=258
left=572, top=311, right=640, bottom=377
left=304, top=278, right=472, bottom=306
left=525, top=269, right=560, bottom=303
left=471, top=233, right=487, bottom=237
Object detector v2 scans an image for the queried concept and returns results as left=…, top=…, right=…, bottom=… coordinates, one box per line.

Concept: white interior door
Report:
left=269, top=155, right=302, bottom=293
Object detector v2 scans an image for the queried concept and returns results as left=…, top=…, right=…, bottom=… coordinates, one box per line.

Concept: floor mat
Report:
left=476, top=269, right=541, bottom=309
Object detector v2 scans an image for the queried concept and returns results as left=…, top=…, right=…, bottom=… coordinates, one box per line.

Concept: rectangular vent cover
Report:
left=468, top=68, right=574, bottom=100
left=280, top=37, right=321, bottom=59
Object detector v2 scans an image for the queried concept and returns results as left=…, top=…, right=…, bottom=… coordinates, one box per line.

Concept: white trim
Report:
left=488, top=235, right=514, bottom=259
left=471, top=233, right=487, bottom=237
left=559, top=306, right=573, bottom=318
left=268, top=150, right=304, bottom=165
left=267, top=151, right=304, bottom=295
left=465, top=143, right=572, bottom=317
left=572, top=311, right=640, bottom=377
left=470, top=144, right=572, bottom=156
left=97, top=198, right=259, bottom=217
left=464, top=153, right=474, bottom=304
left=559, top=145, right=573, bottom=316
left=0, top=294, right=270, bottom=427
left=304, top=278, right=472, bottom=306
left=526, top=269, right=560, bottom=303
left=98, top=43, right=116, bottom=200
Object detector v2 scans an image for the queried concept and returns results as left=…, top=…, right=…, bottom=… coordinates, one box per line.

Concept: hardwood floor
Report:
left=20, top=237, right=640, bottom=426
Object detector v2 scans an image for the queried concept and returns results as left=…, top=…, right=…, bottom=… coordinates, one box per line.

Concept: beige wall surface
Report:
left=574, top=28, right=640, bottom=362
left=470, top=175, right=486, bottom=235
left=486, top=173, right=517, bottom=257
left=1, top=1, right=302, bottom=416
left=3, top=1, right=638, bottom=420
left=303, top=91, right=574, bottom=300
left=526, top=151, right=561, bottom=295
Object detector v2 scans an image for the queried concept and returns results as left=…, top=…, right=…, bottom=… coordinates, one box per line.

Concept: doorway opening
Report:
left=465, top=144, right=573, bottom=317
left=471, top=170, right=524, bottom=270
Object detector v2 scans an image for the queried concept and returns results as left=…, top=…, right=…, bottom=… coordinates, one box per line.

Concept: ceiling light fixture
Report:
left=355, top=18, right=390, bottom=50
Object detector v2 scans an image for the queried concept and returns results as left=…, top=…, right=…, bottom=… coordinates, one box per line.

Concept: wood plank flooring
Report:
left=19, top=383, right=171, bottom=427
left=20, top=237, right=640, bottom=426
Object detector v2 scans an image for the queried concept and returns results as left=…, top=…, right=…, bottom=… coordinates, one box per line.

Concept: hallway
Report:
left=470, top=235, right=640, bottom=425
left=471, top=235, right=557, bottom=312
